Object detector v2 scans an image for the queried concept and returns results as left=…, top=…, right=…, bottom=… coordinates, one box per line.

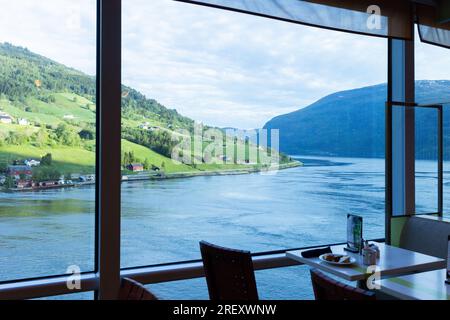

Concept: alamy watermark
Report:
left=170, top=123, right=282, bottom=174
left=66, top=265, right=81, bottom=290
left=367, top=5, right=382, bottom=31
left=366, top=265, right=381, bottom=290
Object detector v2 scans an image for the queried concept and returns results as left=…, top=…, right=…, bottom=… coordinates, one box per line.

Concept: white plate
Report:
left=319, top=253, right=356, bottom=266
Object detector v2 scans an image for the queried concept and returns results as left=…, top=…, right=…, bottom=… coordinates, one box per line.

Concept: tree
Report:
left=129, top=151, right=136, bottom=164
left=41, top=153, right=52, bottom=166
left=143, top=158, right=150, bottom=170
left=32, top=166, right=61, bottom=182
left=0, top=162, right=7, bottom=173
left=122, top=152, right=129, bottom=167
left=55, top=123, right=81, bottom=146
left=6, top=132, right=28, bottom=145
left=3, top=176, right=15, bottom=189
left=55, top=123, right=68, bottom=138
left=122, top=151, right=139, bottom=168
left=33, top=129, right=49, bottom=147
left=121, top=128, right=177, bottom=158
left=79, top=129, right=95, bottom=140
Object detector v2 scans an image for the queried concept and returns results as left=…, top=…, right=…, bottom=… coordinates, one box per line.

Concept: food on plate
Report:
left=321, top=253, right=351, bottom=264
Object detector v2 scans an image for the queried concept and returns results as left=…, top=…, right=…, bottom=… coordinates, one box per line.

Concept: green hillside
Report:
left=0, top=144, right=95, bottom=174
left=0, top=42, right=292, bottom=178
left=121, top=139, right=195, bottom=173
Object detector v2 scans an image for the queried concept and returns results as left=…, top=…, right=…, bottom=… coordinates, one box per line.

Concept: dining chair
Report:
left=199, top=241, right=259, bottom=300
left=310, top=269, right=376, bottom=300
left=118, top=277, right=159, bottom=300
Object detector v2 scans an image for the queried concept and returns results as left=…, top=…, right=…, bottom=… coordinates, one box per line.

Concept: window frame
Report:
left=0, top=0, right=419, bottom=300
left=0, top=0, right=123, bottom=299
left=387, top=101, right=444, bottom=218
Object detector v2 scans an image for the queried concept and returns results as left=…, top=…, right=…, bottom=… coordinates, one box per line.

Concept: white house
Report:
left=24, top=159, right=40, bottom=167
left=0, top=113, right=13, bottom=124
left=18, top=118, right=29, bottom=126
left=80, top=174, right=95, bottom=182
left=63, top=115, right=75, bottom=120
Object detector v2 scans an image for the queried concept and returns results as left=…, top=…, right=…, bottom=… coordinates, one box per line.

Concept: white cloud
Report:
left=415, top=31, right=450, bottom=81
left=0, top=0, right=448, bottom=128
left=121, top=0, right=390, bottom=128
left=0, top=0, right=96, bottom=75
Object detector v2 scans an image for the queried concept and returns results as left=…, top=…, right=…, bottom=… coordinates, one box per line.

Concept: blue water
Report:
left=0, top=156, right=445, bottom=299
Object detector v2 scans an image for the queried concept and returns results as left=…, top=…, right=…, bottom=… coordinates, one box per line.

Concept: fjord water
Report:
left=0, top=156, right=442, bottom=299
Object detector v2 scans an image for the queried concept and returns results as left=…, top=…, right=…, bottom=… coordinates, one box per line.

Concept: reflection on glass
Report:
left=415, top=107, right=439, bottom=214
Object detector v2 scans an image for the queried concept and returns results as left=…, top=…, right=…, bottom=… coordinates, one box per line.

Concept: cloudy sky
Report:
left=0, top=0, right=448, bottom=128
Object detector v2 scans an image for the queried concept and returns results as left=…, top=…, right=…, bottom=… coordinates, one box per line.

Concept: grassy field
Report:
left=0, top=122, right=39, bottom=136
left=121, top=139, right=197, bottom=173
left=0, top=139, right=279, bottom=176
left=0, top=144, right=95, bottom=174
left=0, top=92, right=95, bottom=128
left=0, top=140, right=188, bottom=175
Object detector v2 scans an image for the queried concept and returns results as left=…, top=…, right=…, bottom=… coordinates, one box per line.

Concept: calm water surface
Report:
left=0, top=156, right=445, bottom=299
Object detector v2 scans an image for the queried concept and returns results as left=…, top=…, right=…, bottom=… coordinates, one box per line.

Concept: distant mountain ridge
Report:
left=264, top=80, right=450, bottom=159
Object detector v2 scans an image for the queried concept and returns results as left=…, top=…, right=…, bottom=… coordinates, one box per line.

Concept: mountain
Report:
left=0, top=42, right=194, bottom=130
left=0, top=42, right=199, bottom=174
left=264, top=81, right=450, bottom=159
left=0, top=43, right=288, bottom=176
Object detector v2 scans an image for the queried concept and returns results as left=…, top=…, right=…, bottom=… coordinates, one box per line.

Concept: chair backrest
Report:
left=310, top=269, right=376, bottom=301
left=399, top=216, right=450, bottom=259
left=118, top=277, right=158, bottom=300
left=200, top=241, right=258, bottom=300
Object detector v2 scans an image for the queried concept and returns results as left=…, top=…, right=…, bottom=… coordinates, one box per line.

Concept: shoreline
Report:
left=123, top=160, right=302, bottom=182
left=3, top=161, right=302, bottom=192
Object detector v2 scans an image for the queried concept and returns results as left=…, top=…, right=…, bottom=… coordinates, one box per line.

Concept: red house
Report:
left=127, top=163, right=144, bottom=172
left=7, top=165, right=32, bottom=177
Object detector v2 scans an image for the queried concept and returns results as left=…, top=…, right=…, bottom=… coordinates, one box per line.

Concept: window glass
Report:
left=35, top=291, right=94, bottom=300
left=0, top=1, right=96, bottom=282
left=415, top=106, right=439, bottom=214
left=415, top=30, right=450, bottom=217
left=121, top=0, right=387, bottom=271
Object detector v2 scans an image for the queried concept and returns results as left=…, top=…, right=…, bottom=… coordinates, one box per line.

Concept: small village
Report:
left=0, top=158, right=96, bottom=192
left=0, top=154, right=165, bottom=192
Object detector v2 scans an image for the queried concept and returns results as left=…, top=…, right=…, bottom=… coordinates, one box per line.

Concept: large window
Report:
left=121, top=0, right=386, bottom=274
left=0, top=1, right=96, bottom=283
left=0, top=0, right=447, bottom=302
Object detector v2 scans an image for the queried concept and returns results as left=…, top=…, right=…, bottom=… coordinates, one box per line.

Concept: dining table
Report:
left=286, top=242, right=446, bottom=286
left=378, top=269, right=450, bottom=300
